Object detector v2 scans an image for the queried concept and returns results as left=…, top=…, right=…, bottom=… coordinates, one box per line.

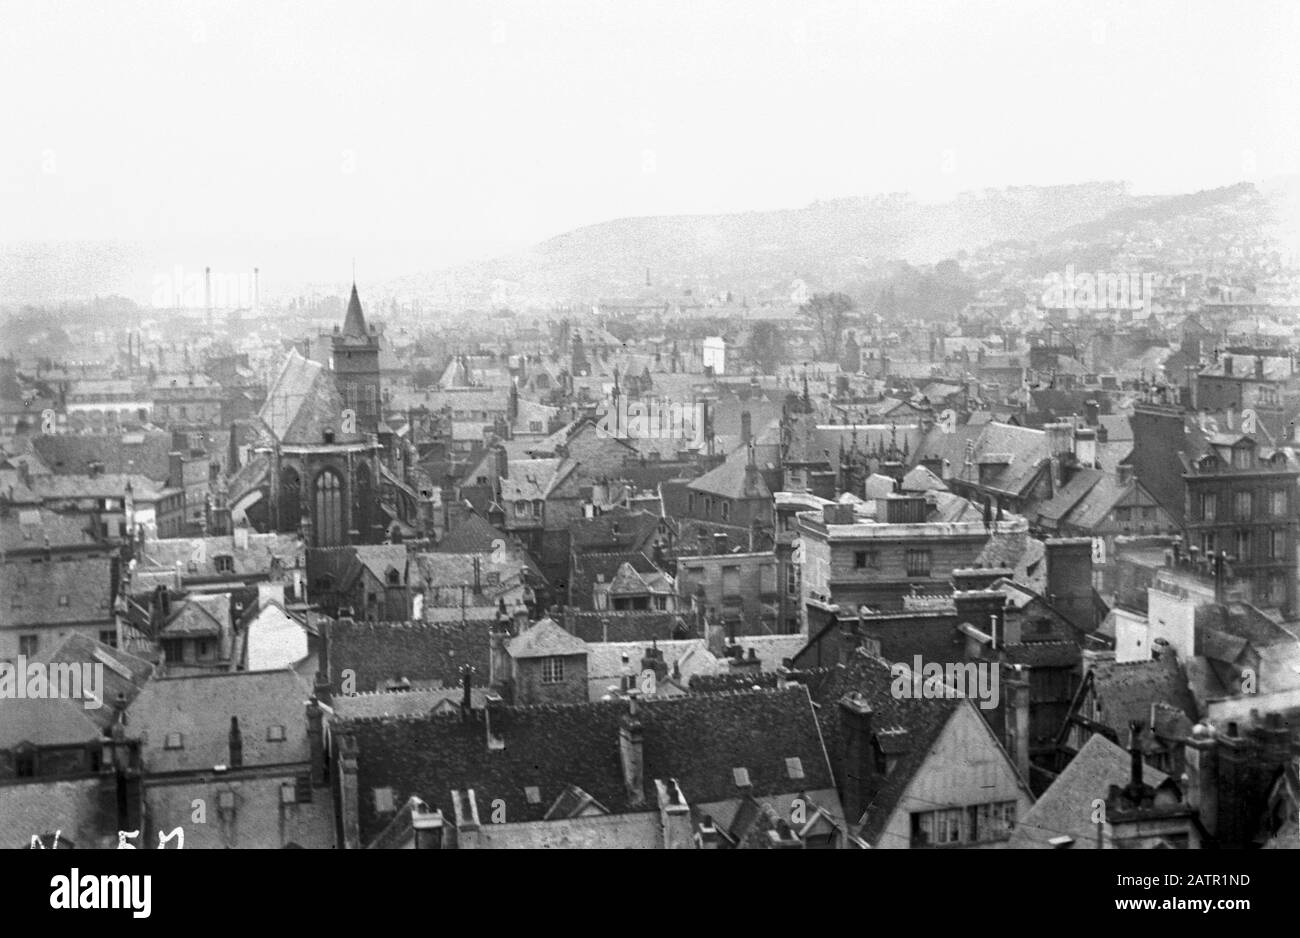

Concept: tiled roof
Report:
left=0, top=508, right=98, bottom=552
left=1009, top=733, right=1167, bottom=848
left=138, top=532, right=303, bottom=579
left=333, top=686, right=490, bottom=720
left=30, top=431, right=180, bottom=481
left=798, top=649, right=961, bottom=842
left=127, top=668, right=314, bottom=773
left=0, top=554, right=115, bottom=628
left=338, top=685, right=834, bottom=844
left=327, top=618, right=492, bottom=693
left=686, top=453, right=770, bottom=501
left=433, top=511, right=511, bottom=555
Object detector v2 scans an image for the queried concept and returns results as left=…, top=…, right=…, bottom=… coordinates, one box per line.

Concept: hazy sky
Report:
left=3, top=0, right=1299, bottom=288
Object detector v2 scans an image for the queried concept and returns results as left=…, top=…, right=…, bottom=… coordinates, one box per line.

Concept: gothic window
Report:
left=314, top=469, right=345, bottom=546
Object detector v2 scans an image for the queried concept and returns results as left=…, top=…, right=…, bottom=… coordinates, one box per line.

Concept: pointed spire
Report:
left=342, top=282, right=367, bottom=338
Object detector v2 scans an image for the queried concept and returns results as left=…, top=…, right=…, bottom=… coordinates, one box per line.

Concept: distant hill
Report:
left=389, top=182, right=1144, bottom=307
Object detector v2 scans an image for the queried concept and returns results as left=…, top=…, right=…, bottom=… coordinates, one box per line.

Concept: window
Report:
left=854, top=550, right=879, bottom=570
left=1236, top=530, right=1252, bottom=562
left=968, top=801, right=1018, bottom=841
left=905, top=549, right=932, bottom=578
left=1271, top=529, right=1287, bottom=561
left=1274, top=490, right=1289, bottom=516
left=911, top=807, right=964, bottom=846
left=214, top=555, right=235, bottom=574
left=18, top=634, right=38, bottom=657
left=267, top=724, right=286, bottom=742
left=1200, top=493, right=1217, bottom=522
left=1200, top=532, right=1216, bottom=557
left=164, top=732, right=184, bottom=750
left=373, top=787, right=395, bottom=813
left=99, top=629, right=117, bottom=648
left=1233, top=446, right=1253, bottom=470
left=529, top=421, right=543, bottom=434
left=720, top=500, right=730, bottom=521
left=515, top=500, right=531, bottom=517
left=1234, top=491, right=1253, bottom=520
left=911, top=802, right=1017, bottom=846
left=541, top=656, right=565, bottom=684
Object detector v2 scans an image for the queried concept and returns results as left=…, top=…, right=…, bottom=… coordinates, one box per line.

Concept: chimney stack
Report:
left=228, top=716, right=243, bottom=768
left=619, top=696, right=646, bottom=807
left=838, top=691, right=875, bottom=828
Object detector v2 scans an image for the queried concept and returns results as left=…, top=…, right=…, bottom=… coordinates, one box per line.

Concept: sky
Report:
left=2, top=0, right=1298, bottom=296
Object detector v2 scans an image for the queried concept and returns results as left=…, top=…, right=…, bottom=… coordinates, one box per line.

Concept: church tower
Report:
left=332, top=284, right=382, bottom=435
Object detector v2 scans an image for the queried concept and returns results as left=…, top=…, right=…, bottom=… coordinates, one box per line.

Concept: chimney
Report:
left=1224, top=355, right=1233, bottom=376
left=838, top=691, right=875, bottom=828
left=472, top=555, right=482, bottom=595
left=1074, top=426, right=1097, bottom=468
left=451, top=789, right=482, bottom=849
left=488, top=619, right=513, bottom=699
left=953, top=590, right=1007, bottom=648
left=1084, top=399, right=1099, bottom=427
left=398, top=798, right=446, bottom=849
left=228, top=716, right=243, bottom=768
left=204, top=267, right=212, bottom=314
left=654, top=778, right=693, bottom=849
left=619, top=696, right=646, bottom=807
left=168, top=451, right=185, bottom=489
left=1045, top=537, right=1095, bottom=631
left=253, top=267, right=260, bottom=312
left=740, top=410, right=752, bottom=446
left=305, top=697, right=325, bottom=786
left=1183, top=726, right=1219, bottom=840
left=1255, top=356, right=1265, bottom=380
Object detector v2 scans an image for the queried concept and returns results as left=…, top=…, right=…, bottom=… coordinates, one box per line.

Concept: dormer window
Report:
left=386, top=567, right=401, bottom=586
left=214, top=555, right=234, bottom=574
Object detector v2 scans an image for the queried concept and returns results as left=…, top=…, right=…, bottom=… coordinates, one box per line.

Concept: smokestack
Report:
left=205, top=266, right=212, bottom=314
left=253, top=267, right=260, bottom=312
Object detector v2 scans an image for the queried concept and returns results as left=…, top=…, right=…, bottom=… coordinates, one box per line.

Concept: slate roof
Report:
left=138, top=532, right=304, bottom=579
left=686, top=453, right=770, bottom=501
left=1009, top=733, right=1168, bottom=848
left=507, top=618, right=589, bottom=659
left=327, top=618, right=493, bottom=692
left=433, top=510, right=510, bottom=554
left=333, top=686, right=490, bottom=720
left=127, top=668, right=314, bottom=773
left=342, top=283, right=368, bottom=339
left=798, top=649, right=962, bottom=842
left=159, top=594, right=229, bottom=638
left=1085, top=652, right=1200, bottom=741
left=562, top=609, right=689, bottom=643
left=259, top=349, right=361, bottom=446
left=338, top=684, right=834, bottom=844
left=30, top=431, right=181, bottom=481
left=0, top=634, right=156, bottom=748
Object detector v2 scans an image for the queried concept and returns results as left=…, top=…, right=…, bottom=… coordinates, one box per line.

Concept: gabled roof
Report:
left=687, top=453, right=770, bottom=500
left=337, top=685, right=835, bottom=845
left=507, top=618, right=588, bottom=659
left=799, top=650, right=962, bottom=842
left=127, top=668, right=315, bottom=773
left=259, top=349, right=359, bottom=446
left=1085, top=652, right=1199, bottom=742
left=328, top=618, right=493, bottom=692
left=1009, top=733, right=1168, bottom=848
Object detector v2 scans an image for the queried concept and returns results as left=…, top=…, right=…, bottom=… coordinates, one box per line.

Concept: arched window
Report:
left=314, top=469, right=345, bottom=546
left=279, top=467, right=302, bottom=533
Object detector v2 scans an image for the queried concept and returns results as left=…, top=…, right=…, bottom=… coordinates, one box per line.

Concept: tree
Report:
left=747, top=321, right=783, bottom=374
left=800, top=292, right=855, bottom=360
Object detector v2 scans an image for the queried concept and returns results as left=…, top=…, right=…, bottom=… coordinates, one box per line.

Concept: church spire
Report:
left=342, top=282, right=367, bottom=338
